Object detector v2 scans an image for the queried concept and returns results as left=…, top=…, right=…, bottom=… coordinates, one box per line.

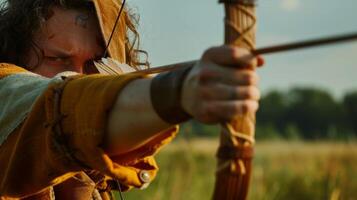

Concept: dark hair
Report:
left=0, top=0, right=147, bottom=70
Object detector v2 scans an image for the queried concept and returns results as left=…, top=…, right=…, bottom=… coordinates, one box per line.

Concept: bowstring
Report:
left=103, top=0, right=127, bottom=58
left=103, top=1, right=127, bottom=199
left=116, top=180, right=125, bottom=200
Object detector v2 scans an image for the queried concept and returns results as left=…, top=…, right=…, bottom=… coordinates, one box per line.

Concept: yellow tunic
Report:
left=0, top=63, right=178, bottom=199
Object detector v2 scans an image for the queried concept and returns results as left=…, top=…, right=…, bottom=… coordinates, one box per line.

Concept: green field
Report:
left=121, top=139, right=357, bottom=200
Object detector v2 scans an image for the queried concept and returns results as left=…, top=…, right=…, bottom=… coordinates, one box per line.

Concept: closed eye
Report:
left=46, top=56, right=63, bottom=61
left=44, top=56, right=72, bottom=66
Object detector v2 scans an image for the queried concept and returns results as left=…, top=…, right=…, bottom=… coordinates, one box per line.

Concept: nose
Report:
left=68, top=60, right=100, bottom=75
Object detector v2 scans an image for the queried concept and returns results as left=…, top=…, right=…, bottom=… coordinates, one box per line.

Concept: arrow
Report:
left=135, top=32, right=357, bottom=74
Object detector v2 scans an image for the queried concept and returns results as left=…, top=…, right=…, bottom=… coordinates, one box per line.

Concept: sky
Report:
left=1, top=0, right=355, bottom=98
left=130, top=0, right=357, bottom=99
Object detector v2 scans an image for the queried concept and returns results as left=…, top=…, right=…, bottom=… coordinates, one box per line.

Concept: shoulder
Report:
left=0, top=63, right=28, bottom=79
left=0, top=64, right=48, bottom=146
left=0, top=63, right=49, bottom=91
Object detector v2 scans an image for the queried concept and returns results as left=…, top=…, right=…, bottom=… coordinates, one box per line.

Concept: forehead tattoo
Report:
left=75, top=13, right=90, bottom=28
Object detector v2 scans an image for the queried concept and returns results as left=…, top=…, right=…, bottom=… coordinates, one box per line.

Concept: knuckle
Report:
left=233, top=102, right=244, bottom=113
left=196, top=103, right=217, bottom=122
left=244, top=88, right=255, bottom=99
left=231, top=47, right=249, bottom=57
left=202, top=49, right=212, bottom=60
left=243, top=72, right=257, bottom=85
left=234, top=49, right=252, bottom=64
left=241, top=101, right=250, bottom=114
left=244, top=100, right=259, bottom=113
left=197, top=68, right=212, bottom=83
left=248, top=86, right=260, bottom=97
left=234, top=87, right=246, bottom=99
left=198, top=86, right=212, bottom=99
left=249, top=58, right=257, bottom=66
left=228, top=47, right=239, bottom=59
left=233, top=48, right=250, bottom=63
left=202, top=46, right=219, bottom=60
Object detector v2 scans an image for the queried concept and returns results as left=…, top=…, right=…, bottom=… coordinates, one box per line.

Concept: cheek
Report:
left=31, top=64, right=59, bottom=78
left=23, top=47, right=55, bottom=77
left=31, top=60, right=70, bottom=78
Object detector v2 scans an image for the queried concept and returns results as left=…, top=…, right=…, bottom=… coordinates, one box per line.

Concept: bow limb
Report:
left=212, top=1, right=257, bottom=200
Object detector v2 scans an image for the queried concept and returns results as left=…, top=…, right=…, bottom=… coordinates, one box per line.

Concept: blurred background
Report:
left=123, top=0, right=357, bottom=199
left=0, top=0, right=356, bottom=199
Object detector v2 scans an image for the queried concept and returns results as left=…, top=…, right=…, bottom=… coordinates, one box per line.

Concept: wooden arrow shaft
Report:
left=134, top=32, right=357, bottom=75
left=253, top=32, right=357, bottom=55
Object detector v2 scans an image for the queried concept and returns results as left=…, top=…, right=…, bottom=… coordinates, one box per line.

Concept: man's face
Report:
left=27, top=6, right=104, bottom=77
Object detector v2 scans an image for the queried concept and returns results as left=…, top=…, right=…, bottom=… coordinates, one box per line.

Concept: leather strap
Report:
left=150, top=66, right=192, bottom=124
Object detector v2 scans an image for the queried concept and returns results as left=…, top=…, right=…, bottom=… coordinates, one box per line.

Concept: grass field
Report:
left=120, top=139, right=357, bottom=200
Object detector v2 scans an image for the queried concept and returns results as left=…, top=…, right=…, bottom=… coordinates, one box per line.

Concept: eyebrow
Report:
left=43, top=45, right=104, bottom=65
left=43, top=46, right=72, bottom=58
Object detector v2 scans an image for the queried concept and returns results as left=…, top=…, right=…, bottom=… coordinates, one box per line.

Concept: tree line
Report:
left=180, top=87, right=357, bottom=140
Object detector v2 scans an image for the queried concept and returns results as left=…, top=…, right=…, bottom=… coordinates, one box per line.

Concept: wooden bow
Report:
left=212, top=1, right=257, bottom=200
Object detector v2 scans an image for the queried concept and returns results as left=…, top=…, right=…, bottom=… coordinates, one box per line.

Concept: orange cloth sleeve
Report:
left=0, top=63, right=27, bottom=78
left=0, top=64, right=178, bottom=198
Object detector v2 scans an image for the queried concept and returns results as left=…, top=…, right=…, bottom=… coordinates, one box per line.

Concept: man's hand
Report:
left=107, top=45, right=264, bottom=155
left=181, top=45, right=264, bottom=124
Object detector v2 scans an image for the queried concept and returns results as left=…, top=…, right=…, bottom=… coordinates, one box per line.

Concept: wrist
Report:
left=150, top=66, right=193, bottom=124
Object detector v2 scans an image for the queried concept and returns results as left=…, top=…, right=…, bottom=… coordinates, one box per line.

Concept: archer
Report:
left=0, top=0, right=263, bottom=199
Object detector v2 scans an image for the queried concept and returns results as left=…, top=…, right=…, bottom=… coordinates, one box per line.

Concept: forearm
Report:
left=106, top=77, right=173, bottom=155
left=106, top=47, right=263, bottom=156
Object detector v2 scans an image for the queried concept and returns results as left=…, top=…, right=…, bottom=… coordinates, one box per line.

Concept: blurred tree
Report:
left=256, top=123, right=281, bottom=141
left=179, top=120, right=220, bottom=138
left=343, top=91, right=357, bottom=136
left=284, top=88, right=342, bottom=139
left=257, top=90, right=288, bottom=134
